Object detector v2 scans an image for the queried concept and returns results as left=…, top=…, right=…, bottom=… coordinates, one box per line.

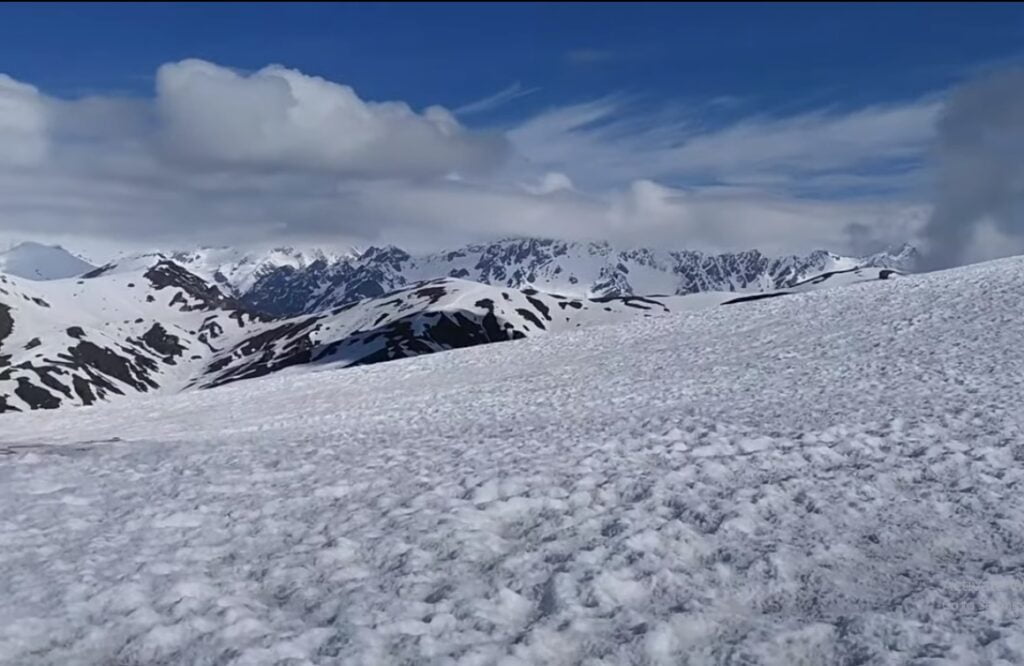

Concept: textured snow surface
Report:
left=2, top=256, right=1023, bottom=665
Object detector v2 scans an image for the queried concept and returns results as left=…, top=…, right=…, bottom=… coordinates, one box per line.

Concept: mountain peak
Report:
left=0, top=241, right=97, bottom=280
left=862, top=242, right=919, bottom=270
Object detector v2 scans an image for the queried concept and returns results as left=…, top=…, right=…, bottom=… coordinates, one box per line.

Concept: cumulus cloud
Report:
left=918, top=68, right=1024, bottom=270
left=155, top=59, right=507, bottom=176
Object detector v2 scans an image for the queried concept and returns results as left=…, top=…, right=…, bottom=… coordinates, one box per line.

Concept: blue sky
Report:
left=4, top=3, right=1022, bottom=117
left=0, top=3, right=1023, bottom=263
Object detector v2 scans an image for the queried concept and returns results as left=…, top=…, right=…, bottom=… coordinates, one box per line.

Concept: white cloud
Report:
left=155, top=59, right=507, bottom=176
left=324, top=177, right=929, bottom=257
left=509, top=96, right=940, bottom=192
left=0, top=74, right=48, bottom=165
left=0, top=58, right=943, bottom=261
left=523, top=172, right=575, bottom=195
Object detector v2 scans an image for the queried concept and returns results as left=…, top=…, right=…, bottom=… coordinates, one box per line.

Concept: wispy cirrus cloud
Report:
left=508, top=95, right=941, bottom=195
left=454, top=81, right=540, bottom=116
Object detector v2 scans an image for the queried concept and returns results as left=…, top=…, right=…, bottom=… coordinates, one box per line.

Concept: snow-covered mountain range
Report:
left=27, top=237, right=917, bottom=316
left=172, top=238, right=918, bottom=316
left=0, top=241, right=902, bottom=412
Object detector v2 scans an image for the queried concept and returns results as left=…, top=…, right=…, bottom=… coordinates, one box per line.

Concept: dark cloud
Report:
left=919, top=68, right=1024, bottom=271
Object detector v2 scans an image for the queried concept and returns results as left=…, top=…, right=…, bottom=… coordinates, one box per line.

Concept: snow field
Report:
left=2, top=255, right=1024, bottom=664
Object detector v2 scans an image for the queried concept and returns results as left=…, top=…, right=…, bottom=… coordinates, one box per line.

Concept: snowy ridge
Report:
left=0, top=254, right=1021, bottom=664
left=0, top=242, right=97, bottom=280
left=720, top=266, right=904, bottom=304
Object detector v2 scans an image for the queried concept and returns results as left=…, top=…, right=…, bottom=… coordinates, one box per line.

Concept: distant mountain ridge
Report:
left=162, top=238, right=918, bottom=316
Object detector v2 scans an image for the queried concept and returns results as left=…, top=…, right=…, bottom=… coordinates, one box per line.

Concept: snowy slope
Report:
left=197, top=278, right=690, bottom=389
left=0, top=242, right=97, bottom=280
left=0, top=260, right=264, bottom=412
left=198, top=267, right=904, bottom=391
left=0, top=254, right=1021, bottom=665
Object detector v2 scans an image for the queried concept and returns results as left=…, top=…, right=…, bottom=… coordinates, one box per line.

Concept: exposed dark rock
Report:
left=82, top=263, right=115, bottom=279
left=140, top=323, right=186, bottom=361
left=72, top=375, right=96, bottom=406
left=525, top=296, right=552, bottom=321
left=199, top=317, right=320, bottom=389
left=0, top=303, right=11, bottom=347
left=15, top=378, right=60, bottom=410
left=0, top=394, right=20, bottom=413
left=58, top=341, right=159, bottom=392
left=722, top=292, right=791, bottom=305
left=515, top=308, right=546, bottom=330
left=145, top=260, right=243, bottom=313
